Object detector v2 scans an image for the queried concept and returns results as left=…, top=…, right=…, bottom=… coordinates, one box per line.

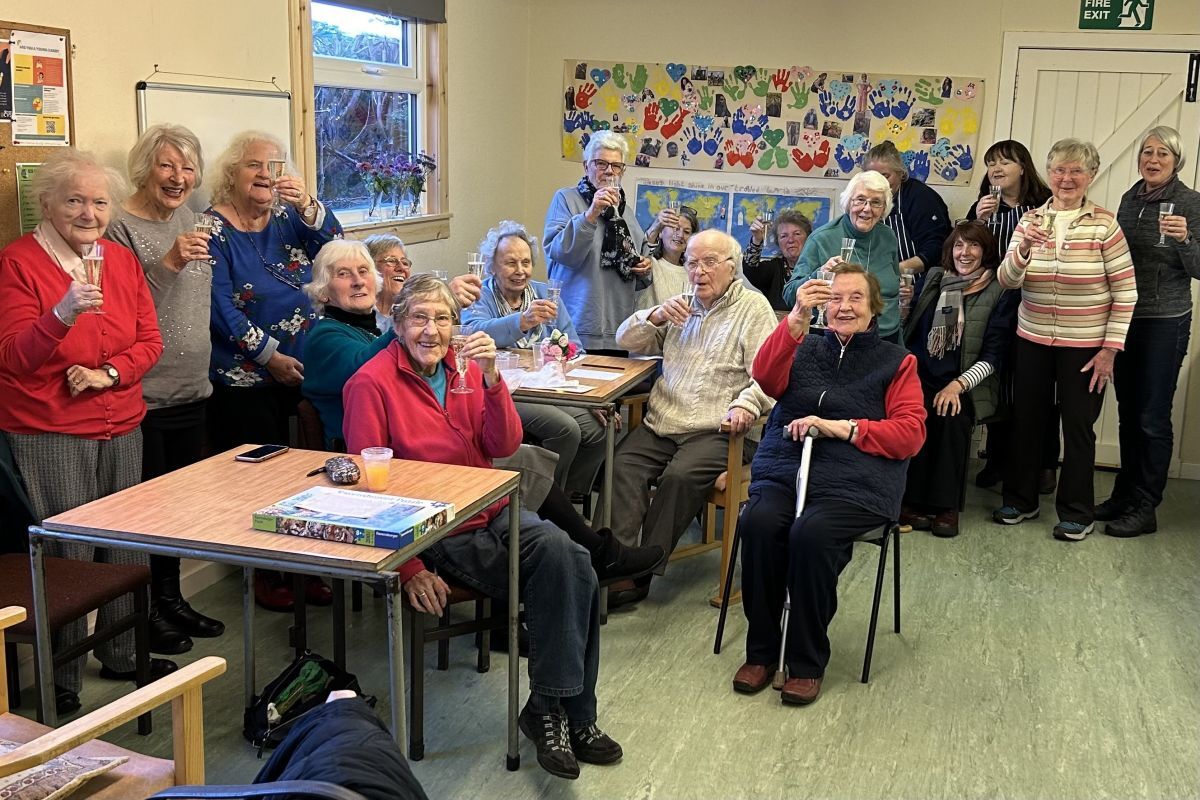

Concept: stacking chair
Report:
left=0, top=606, right=226, bottom=799
left=0, top=553, right=154, bottom=731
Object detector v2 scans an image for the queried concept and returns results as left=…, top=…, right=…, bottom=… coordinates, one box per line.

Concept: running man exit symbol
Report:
left=1079, top=0, right=1154, bottom=29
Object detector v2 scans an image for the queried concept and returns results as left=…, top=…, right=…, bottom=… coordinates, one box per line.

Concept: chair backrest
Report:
left=296, top=400, right=327, bottom=451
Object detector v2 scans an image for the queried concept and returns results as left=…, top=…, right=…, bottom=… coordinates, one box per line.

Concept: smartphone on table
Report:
left=234, top=444, right=290, bottom=463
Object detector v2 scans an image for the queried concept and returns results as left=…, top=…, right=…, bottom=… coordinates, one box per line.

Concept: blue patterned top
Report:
left=206, top=205, right=342, bottom=387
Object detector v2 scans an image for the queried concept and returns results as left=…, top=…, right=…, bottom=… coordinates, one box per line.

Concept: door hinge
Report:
left=1187, top=53, right=1199, bottom=103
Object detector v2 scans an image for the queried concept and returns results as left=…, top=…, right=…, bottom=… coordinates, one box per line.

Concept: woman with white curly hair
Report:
left=783, top=170, right=904, bottom=341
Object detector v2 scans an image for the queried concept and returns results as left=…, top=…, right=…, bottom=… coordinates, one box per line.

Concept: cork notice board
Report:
left=0, top=19, right=76, bottom=248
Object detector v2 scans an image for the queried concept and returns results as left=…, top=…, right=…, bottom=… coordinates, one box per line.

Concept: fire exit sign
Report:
left=1080, top=0, right=1154, bottom=29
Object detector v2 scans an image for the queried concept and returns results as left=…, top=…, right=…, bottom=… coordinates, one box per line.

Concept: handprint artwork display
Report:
left=561, top=59, right=983, bottom=184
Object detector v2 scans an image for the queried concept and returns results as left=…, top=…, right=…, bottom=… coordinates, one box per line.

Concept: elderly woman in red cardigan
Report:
left=0, top=148, right=167, bottom=716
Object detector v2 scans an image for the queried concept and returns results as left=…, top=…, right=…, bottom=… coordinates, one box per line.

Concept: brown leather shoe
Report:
left=931, top=509, right=959, bottom=538
left=781, top=676, right=822, bottom=705
left=732, top=662, right=776, bottom=694
left=899, top=506, right=932, bottom=531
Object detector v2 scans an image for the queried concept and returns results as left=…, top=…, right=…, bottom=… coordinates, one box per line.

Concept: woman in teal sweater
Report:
left=783, top=171, right=902, bottom=341
left=301, top=240, right=395, bottom=448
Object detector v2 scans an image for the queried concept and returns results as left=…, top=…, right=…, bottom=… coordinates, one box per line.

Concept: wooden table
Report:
left=27, top=447, right=524, bottom=769
left=510, top=353, right=658, bottom=528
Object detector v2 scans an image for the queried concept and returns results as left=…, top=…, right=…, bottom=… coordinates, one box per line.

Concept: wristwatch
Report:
left=846, top=419, right=859, bottom=442
left=101, top=363, right=120, bottom=387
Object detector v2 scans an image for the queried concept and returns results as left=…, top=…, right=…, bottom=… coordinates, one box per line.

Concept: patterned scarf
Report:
left=576, top=176, right=640, bottom=281
left=1135, top=174, right=1177, bottom=204
left=491, top=280, right=540, bottom=349
left=926, top=268, right=993, bottom=358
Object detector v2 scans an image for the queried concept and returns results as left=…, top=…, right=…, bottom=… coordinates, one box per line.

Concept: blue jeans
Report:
left=423, top=507, right=601, bottom=723
left=1112, top=313, right=1192, bottom=508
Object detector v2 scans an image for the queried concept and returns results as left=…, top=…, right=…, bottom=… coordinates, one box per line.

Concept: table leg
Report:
left=290, top=573, right=307, bottom=658
left=507, top=485, right=521, bottom=771
left=332, top=579, right=346, bottom=668
left=385, top=572, right=406, bottom=745
left=243, top=567, right=256, bottom=707
left=29, top=534, right=56, bottom=726
left=602, top=402, right=615, bottom=530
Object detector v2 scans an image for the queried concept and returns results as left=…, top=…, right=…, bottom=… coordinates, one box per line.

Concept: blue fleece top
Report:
left=461, top=276, right=584, bottom=350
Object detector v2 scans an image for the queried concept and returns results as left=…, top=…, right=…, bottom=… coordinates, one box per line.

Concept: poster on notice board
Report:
left=0, top=40, right=13, bottom=121
left=9, top=30, right=69, bottom=145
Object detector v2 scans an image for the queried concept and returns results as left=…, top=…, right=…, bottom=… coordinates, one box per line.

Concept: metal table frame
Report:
left=28, top=478, right=524, bottom=770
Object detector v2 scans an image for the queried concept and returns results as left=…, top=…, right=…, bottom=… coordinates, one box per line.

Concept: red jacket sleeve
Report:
left=479, top=375, right=523, bottom=460
left=343, top=372, right=427, bottom=583
left=855, top=354, right=926, bottom=460
left=752, top=318, right=804, bottom=399
left=0, top=253, right=71, bottom=374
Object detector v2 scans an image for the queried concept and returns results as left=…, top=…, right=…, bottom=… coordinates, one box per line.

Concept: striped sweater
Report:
left=616, top=280, right=776, bottom=436
left=998, top=200, right=1137, bottom=350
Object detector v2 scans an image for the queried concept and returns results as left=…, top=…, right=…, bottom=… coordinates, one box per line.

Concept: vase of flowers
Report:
left=356, top=150, right=437, bottom=220
left=540, top=329, right=578, bottom=379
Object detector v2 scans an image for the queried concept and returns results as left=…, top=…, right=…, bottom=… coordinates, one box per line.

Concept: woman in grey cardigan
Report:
left=543, top=131, right=653, bottom=354
left=108, top=123, right=225, bottom=655
left=1100, top=126, right=1200, bottom=537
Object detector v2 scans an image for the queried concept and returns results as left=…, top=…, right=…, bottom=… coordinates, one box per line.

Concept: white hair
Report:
left=840, top=170, right=894, bottom=217
left=208, top=130, right=289, bottom=206
left=479, top=220, right=539, bottom=275
left=127, top=123, right=204, bottom=190
left=32, top=148, right=128, bottom=207
left=304, top=239, right=375, bottom=315
left=583, top=131, right=629, bottom=162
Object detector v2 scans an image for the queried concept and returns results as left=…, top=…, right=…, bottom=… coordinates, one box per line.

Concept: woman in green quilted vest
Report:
left=901, top=221, right=1018, bottom=537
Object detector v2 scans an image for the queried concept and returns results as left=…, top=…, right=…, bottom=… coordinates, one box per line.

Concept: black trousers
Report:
left=1003, top=339, right=1104, bottom=523
left=740, top=483, right=888, bottom=679
left=904, top=384, right=974, bottom=512
left=206, top=381, right=301, bottom=453
left=141, top=401, right=207, bottom=588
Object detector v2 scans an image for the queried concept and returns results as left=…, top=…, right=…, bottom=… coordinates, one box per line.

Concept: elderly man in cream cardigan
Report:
left=599, top=229, right=777, bottom=606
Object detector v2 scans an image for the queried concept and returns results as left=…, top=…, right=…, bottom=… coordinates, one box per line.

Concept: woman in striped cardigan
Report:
left=991, top=138, right=1137, bottom=542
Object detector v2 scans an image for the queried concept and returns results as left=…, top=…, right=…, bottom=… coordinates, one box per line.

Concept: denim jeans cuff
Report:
left=530, top=681, right=584, bottom=698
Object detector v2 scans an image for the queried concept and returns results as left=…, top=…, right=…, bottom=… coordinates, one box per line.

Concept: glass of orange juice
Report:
left=361, top=447, right=393, bottom=492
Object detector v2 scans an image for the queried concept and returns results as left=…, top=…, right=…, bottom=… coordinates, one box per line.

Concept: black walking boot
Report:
left=1105, top=502, right=1157, bottom=538
left=148, top=602, right=193, bottom=655
left=155, top=557, right=225, bottom=638
left=591, top=529, right=664, bottom=583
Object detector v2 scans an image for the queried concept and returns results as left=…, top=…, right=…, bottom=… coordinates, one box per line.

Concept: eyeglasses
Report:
left=1049, top=167, right=1089, bottom=178
left=378, top=256, right=412, bottom=269
left=850, top=196, right=885, bottom=210
left=405, top=313, right=454, bottom=329
left=683, top=255, right=734, bottom=272
left=590, top=159, right=627, bottom=174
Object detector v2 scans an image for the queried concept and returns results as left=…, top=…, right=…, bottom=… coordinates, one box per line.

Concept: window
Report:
left=291, top=0, right=446, bottom=235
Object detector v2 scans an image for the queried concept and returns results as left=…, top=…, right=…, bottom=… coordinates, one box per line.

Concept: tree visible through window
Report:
left=311, top=3, right=422, bottom=217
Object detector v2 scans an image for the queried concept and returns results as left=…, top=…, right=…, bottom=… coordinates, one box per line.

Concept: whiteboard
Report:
left=136, top=81, right=292, bottom=209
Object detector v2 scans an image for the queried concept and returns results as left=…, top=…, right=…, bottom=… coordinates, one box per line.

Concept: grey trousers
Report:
left=600, top=425, right=729, bottom=574
left=516, top=402, right=606, bottom=495
left=5, top=429, right=145, bottom=692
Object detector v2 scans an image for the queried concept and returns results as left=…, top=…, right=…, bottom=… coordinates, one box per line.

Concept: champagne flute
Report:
left=680, top=280, right=697, bottom=320
left=840, top=237, right=856, bottom=263
left=449, top=324, right=473, bottom=394
left=987, top=184, right=1003, bottom=225
left=899, top=268, right=917, bottom=320
left=267, top=159, right=287, bottom=213
left=467, top=251, right=485, bottom=278
left=1039, top=209, right=1057, bottom=254
left=813, top=268, right=835, bottom=327
left=194, top=212, right=214, bottom=235
left=666, top=198, right=682, bottom=228
left=546, top=278, right=563, bottom=304
left=1156, top=202, right=1175, bottom=248
left=761, top=207, right=776, bottom=249
left=81, top=242, right=105, bottom=315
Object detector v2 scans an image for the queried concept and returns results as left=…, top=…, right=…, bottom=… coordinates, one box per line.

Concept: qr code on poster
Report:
left=46, top=120, right=58, bottom=133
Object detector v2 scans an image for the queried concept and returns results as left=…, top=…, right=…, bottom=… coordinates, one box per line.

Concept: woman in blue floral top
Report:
left=205, top=131, right=342, bottom=612
left=205, top=131, right=342, bottom=452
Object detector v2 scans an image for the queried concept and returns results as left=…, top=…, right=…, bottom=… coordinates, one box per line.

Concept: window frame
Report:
left=289, top=0, right=449, bottom=242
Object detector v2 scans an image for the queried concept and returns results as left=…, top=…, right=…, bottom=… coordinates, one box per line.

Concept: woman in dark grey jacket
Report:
left=1099, top=126, right=1200, bottom=537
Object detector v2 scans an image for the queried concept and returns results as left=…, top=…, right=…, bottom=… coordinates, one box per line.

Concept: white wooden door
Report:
left=1005, top=42, right=1200, bottom=472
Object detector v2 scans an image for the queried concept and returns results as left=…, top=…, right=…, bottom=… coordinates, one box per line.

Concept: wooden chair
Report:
left=294, top=399, right=327, bottom=451
left=0, top=606, right=226, bottom=799
left=402, top=579, right=505, bottom=761
left=0, top=553, right=153, bottom=731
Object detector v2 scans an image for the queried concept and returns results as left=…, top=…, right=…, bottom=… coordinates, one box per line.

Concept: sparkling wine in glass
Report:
left=840, top=237, right=856, bottom=263
left=680, top=280, right=697, bottom=319
left=1156, top=202, right=1175, bottom=248
left=899, top=268, right=916, bottom=319
left=666, top=198, right=682, bottom=228
left=1038, top=209, right=1058, bottom=253
left=449, top=324, right=473, bottom=394
left=194, top=212, right=214, bottom=235
left=547, top=278, right=563, bottom=304
left=81, top=242, right=105, bottom=315
left=467, top=251, right=485, bottom=278
left=813, top=268, right=835, bottom=327
left=267, top=159, right=287, bottom=213
left=988, top=184, right=1003, bottom=225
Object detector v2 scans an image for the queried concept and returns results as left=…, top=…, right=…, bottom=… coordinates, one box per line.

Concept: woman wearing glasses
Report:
left=783, top=171, right=903, bottom=342
left=206, top=130, right=342, bottom=611
left=863, top=141, right=951, bottom=277
left=992, top=139, right=1137, bottom=542
left=363, top=233, right=482, bottom=333
left=544, top=131, right=653, bottom=355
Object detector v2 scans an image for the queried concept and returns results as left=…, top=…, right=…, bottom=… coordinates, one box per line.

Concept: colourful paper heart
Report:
left=665, top=63, right=687, bottom=81
left=763, top=128, right=784, bottom=147
left=658, top=98, right=679, bottom=117
left=734, top=65, right=757, bottom=83
left=589, top=68, right=610, bottom=87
